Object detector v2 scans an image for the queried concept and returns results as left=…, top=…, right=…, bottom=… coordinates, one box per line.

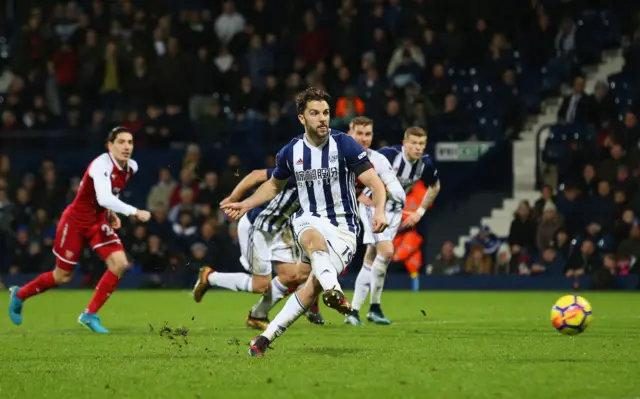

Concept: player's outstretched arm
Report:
left=357, top=168, right=388, bottom=233
left=221, top=177, right=287, bottom=220
left=223, top=141, right=294, bottom=219
left=89, top=161, right=151, bottom=222
left=221, top=169, right=269, bottom=206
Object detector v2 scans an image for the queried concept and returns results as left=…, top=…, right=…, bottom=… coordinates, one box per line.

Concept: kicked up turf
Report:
left=0, top=290, right=639, bottom=399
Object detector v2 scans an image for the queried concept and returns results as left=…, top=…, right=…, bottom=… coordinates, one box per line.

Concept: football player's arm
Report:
left=88, top=162, right=138, bottom=216
left=417, top=160, right=440, bottom=216
left=240, top=177, right=287, bottom=210
left=417, top=180, right=440, bottom=215
left=223, top=169, right=270, bottom=204
left=343, top=136, right=386, bottom=211
left=357, top=168, right=387, bottom=212
left=236, top=146, right=290, bottom=211
left=376, top=158, right=406, bottom=204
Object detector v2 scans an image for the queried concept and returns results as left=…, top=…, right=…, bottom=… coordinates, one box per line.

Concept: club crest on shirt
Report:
left=329, top=151, right=339, bottom=163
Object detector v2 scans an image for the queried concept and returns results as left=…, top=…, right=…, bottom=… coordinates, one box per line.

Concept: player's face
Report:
left=108, top=132, right=134, bottom=163
left=299, top=100, right=330, bottom=141
left=348, top=124, right=373, bottom=150
left=403, top=134, right=427, bottom=161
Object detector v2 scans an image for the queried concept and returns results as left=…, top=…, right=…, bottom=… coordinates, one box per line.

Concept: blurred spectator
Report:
left=591, top=80, right=616, bottom=131
left=430, top=241, right=462, bottom=275
left=617, top=223, right=640, bottom=262
left=597, top=142, right=628, bottom=182
left=536, top=201, right=564, bottom=252
left=533, top=184, right=555, bottom=220
left=554, top=184, right=585, bottom=237
left=508, top=200, right=537, bottom=256
left=464, top=243, right=493, bottom=275
left=296, top=11, right=328, bottom=65
left=170, top=168, right=199, bottom=207
left=168, top=188, right=199, bottom=223
left=147, top=167, right=177, bottom=211
left=557, top=76, right=591, bottom=124
left=555, top=17, right=576, bottom=57
left=215, top=1, right=246, bottom=45
left=198, top=171, right=221, bottom=209
left=580, top=164, right=597, bottom=196
left=467, top=226, right=501, bottom=257
left=565, top=239, right=602, bottom=277
left=530, top=247, right=564, bottom=276
left=494, top=243, right=513, bottom=275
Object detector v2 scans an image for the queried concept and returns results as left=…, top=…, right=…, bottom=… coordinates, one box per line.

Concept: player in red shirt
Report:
left=7, top=127, right=151, bottom=333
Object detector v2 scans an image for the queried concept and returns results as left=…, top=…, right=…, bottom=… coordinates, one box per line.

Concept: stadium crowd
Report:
left=433, top=34, right=640, bottom=284
left=0, top=0, right=638, bottom=284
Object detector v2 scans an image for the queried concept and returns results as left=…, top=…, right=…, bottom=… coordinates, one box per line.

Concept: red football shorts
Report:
left=52, top=215, right=124, bottom=271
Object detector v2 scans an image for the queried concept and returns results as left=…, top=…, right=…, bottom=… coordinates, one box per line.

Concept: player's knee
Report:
left=105, top=251, right=130, bottom=276
left=275, top=263, right=298, bottom=285
left=251, top=275, right=271, bottom=294
left=376, top=242, right=395, bottom=261
left=53, top=267, right=74, bottom=284
left=299, top=229, right=327, bottom=254
left=364, top=245, right=378, bottom=264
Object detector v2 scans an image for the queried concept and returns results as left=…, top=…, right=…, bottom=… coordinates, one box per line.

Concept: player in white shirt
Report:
left=346, top=125, right=441, bottom=325
left=345, top=117, right=405, bottom=325
left=221, top=88, right=388, bottom=356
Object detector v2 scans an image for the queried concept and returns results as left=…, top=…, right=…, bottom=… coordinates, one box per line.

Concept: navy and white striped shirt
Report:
left=379, top=145, right=439, bottom=211
left=246, top=169, right=299, bottom=233
left=273, top=130, right=371, bottom=234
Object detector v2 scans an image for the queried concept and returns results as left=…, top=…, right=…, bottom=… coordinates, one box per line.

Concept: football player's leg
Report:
left=10, top=261, right=75, bottom=326
left=368, top=210, right=401, bottom=324
left=79, top=246, right=128, bottom=333
left=367, top=240, right=393, bottom=325
left=249, top=273, right=322, bottom=356
left=348, top=244, right=376, bottom=325
left=286, top=263, right=324, bottom=325
left=193, top=218, right=268, bottom=301
left=9, top=220, right=80, bottom=326
left=350, top=203, right=375, bottom=319
left=298, top=228, right=342, bottom=292
left=294, top=217, right=355, bottom=315
left=205, top=271, right=266, bottom=293
left=249, top=261, right=301, bottom=320
left=305, top=295, right=325, bottom=325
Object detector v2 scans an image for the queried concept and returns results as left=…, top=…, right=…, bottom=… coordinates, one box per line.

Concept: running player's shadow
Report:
left=299, top=346, right=368, bottom=357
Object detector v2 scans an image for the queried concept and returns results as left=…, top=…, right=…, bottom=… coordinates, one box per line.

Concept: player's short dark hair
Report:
left=295, top=87, right=331, bottom=114
left=404, top=126, right=427, bottom=139
left=106, top=126, right=132, bottom=143
left=350, top=116, right=373, bottom=127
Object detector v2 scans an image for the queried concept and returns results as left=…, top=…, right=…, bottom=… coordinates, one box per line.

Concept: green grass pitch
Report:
left=0, top=290, right=639, bottom=399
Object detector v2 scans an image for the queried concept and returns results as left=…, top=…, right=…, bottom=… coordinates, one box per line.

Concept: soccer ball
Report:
left=550, top=294, right=593, bottom=335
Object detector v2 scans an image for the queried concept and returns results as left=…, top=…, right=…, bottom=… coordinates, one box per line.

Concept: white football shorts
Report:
left=292, top=214, right=357, bottom=275
left=359, top=202, right=403, bottom=245
left=238, top=214, right=298, bottom=276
